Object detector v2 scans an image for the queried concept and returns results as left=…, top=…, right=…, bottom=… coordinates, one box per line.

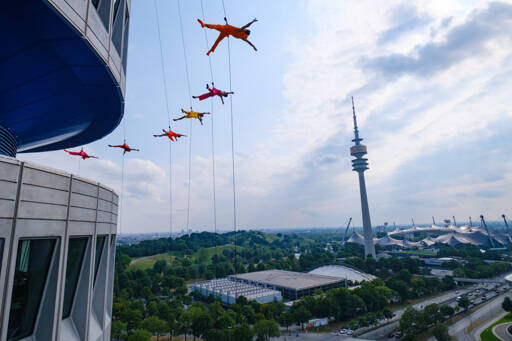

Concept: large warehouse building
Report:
left=192, top=278, right=283, bottom=305
left=230, top=270, right=346, bottom=300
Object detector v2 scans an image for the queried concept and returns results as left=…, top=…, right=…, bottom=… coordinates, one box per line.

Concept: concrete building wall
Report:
left=0, top=156, right=118, bottom=341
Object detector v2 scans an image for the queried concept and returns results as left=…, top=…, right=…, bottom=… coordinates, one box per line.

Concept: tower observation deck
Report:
left=350, top=97, right=376, bottom=258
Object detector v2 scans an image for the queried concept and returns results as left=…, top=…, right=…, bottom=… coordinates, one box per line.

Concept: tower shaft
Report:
left=358, top=172, right=375, bottom=257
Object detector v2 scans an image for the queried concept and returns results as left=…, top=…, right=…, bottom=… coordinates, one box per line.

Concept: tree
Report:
left=153, top=259, right=168, bottom=274
left=440, top=305, right=455, bottom=319
left=382, top=308, right=393, bottom=320
left=293, top=305, right=311, bottom=330
left=127, top=329, right=152, bottom=341
left=399, top=307, right=425, bottom=337
left=232, top=323, right=254, bottom=341
left=442, top=276, right=456, bottom=290
left=503, top=297, right=512, bottom=312
left=348, top=319, right=359, bottom=330
left=457, top=295, right=471, bottom=311
left=432, top=323, right=450, bottom=341
left=423, top=304, right=442, bottom=327
left=254, top=319, right=280, bottom=341
left=279, top=311, right=294, bottom=334
left=112, top=320, right=128, bottom=340
left=142, top=316, right=167, bottom=341
left=386, top=279, right=409, bottom=302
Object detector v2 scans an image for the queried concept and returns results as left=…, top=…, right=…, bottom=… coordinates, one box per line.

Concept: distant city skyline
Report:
left=20, top=0, right=512, bottom=234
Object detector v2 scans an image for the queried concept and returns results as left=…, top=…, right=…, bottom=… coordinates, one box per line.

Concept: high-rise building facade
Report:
left=350, top=98, right=376, bottom=258
left=0, top=1, right=130, bottom=340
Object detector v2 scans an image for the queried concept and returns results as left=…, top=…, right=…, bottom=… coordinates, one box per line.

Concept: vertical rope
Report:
left=200, top=0, right=218, bottom=269
left=177, top=0, right=194, bottom=236
left=119, top=155, right=125, bottom=235
left=154, top=0, right=173, bottom=237
left=221, top=0, right=239, bottom=280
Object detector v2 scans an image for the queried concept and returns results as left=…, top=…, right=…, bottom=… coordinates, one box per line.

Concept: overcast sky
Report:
left=21, top=0, right=512, bottom=234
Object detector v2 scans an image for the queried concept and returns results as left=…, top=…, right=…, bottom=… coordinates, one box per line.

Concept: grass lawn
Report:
left=188, top=244, right=243, bottom=264
left=400, top=250, right=437, bottom=256
left=128, top=244, right=244, bottom=271
left=129, top=253, right=175, bottom=271
left=480, top=313, right=512, bottom=341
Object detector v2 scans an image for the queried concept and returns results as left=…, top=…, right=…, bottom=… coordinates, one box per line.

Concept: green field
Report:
left=480, top=313, right=512, bottom=341
left=128, top=244, right=243, bottom=271
left=400, top=250, right=437, bottom=256
left=129, top=253, right=175, bottom=271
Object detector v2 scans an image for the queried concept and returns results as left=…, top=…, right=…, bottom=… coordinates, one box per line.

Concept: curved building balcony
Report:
left=1, top=0, right=131, bottom=156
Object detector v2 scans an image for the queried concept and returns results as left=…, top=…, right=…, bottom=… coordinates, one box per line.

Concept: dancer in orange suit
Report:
left=64, top=148, right=98, bottom=160
left=108, top=141, right=140, bottom=154
left=198, top=18, right=257, bottom=55
left=153, top=129, right=186, bottom=142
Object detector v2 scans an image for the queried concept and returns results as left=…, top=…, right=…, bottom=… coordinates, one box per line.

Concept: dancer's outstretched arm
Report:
left=240, top=18, right=257, bottom=30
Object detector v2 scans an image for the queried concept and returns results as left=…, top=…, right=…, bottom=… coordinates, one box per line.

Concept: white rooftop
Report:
left=231, top=270, right=344, bottom=291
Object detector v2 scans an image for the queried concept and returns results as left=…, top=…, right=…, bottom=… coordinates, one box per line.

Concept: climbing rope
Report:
left=221, top=0, right=239, bottom=279
left=176, top=0, right=195, bottom=236
left=154, top=0, right=173, bottom=238
left=199, top=0, right=218, bottom=267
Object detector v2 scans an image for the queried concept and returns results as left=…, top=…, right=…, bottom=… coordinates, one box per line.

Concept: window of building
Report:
left=62, top=237, right=88, bottom=319
left=111, top=0, right=124, bottom=53
left=0, top=239, right=4, bottom=273
left=94, top=235, right=106, bottom=283
left=113, top=0, right=120, bottom=21
left=7, top=239, right=56, bottom=341
left=91, top=0, right=111, bottom=30
left=121, top=7, right=130, bottom=70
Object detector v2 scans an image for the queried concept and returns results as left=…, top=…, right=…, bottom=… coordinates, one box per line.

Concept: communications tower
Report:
left=350, top=97, right=376, bottom=258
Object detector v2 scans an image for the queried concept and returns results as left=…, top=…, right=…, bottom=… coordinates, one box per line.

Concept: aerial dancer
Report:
left=64, top=148, right=98, bottom=160
left=108, top=141, right=140, bottom=155
left=193, top=83, right=233, bottom=104
left=197, top=18, right=258, bottom=55
left=173, top=108, right=210, bottom=125
left=153, top=129, right=186, bottom=142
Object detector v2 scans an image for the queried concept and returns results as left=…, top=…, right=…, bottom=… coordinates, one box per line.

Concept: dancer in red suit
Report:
left=153, top=129, right=186, bottom=142
left=64, top=148, right=98, bottom=160
left=108, top=141, right=140, bottom=154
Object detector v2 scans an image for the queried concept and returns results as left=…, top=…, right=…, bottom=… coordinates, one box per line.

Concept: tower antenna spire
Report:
left=352, top=96, right=362, bottom=145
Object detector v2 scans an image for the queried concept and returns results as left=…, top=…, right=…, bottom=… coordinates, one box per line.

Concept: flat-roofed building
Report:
left=230, top=270, right=345, bottom=300
left=192, top=278, right=282, bottom=305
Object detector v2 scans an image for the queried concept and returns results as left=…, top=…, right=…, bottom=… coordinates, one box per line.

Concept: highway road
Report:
left=426, top=287, right=511, bottom=341
left=358, top=285, right=478, bottom=340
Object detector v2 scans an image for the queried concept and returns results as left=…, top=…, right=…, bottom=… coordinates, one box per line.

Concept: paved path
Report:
left=493, top=322, right=512, bottom=341
left=470, top=310, right=508, bottom=341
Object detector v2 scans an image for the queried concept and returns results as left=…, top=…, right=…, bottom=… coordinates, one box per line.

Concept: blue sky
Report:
left=21, top=0, right=512, bottom=234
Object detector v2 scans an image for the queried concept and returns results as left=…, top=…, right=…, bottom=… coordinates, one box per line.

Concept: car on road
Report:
left=346, top=329, right=354, bottom=335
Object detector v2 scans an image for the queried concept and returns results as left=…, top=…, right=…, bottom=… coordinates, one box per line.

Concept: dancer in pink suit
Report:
left=193, top=83, right=234, bottom=104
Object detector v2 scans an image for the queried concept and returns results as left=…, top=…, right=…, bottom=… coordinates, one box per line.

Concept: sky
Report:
left=21, top=0, right=512, bottom=234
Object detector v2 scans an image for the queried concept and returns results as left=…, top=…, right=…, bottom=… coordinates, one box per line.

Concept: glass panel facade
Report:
left=121, top=8, right=130, bottom=70
left=97, top=0, right=112, bottom=30
left=111, top=0, right=124, bottom=53
left=62, top=238, right=88, bottom=318
left=0, top=239, right=4, bottom=273
left=94, top=235, right=106, bottom=283
left=7, top=239, right=56, bottom=341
